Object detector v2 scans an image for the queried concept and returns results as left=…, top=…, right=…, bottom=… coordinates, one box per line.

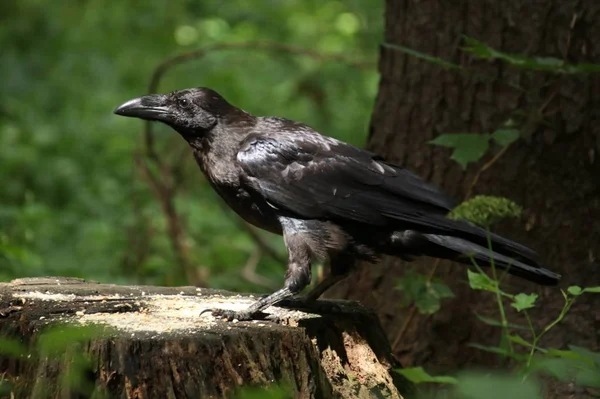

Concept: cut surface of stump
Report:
left=0, top=277, right=411, bottom=398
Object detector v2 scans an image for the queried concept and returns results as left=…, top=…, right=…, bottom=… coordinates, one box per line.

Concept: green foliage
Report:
left=0, top=324, right=110, bottom=397
left=429, top=134, right=491, bottom=169
left=0, top=336, right=27, bottom=358
left=474, top=314, right=529, bottom=331
left=511, top=293, right=538, bottom=312
left=567, top=285, right=600, bottom=296
left=449, top=196, right=523, bottom=228
left=385, top=33, right=600, bottom=399
left=534, top=346, right=600, bottom=388
left=463, top=37, right=600, bottom=74
left=456, top=372, right=542, bottom=399
left=429, top=124, right=520, bottom=169
left=233, top=384, right=293, bottom=399
left=397, top=200, right=599, bottom=397
left=466, top=269, right=499, bottom=293
left=36, top=324, right=109, bottom=357
left=0, top=0, right=382, bottom=288
left=382, top=43, right=462, bottom=71
left=397, top=194, right=524, bottom=321
left=398, top=276, right=600, bottom=397
left=396, top=270, right=454, bottom=315
left=491, top=128, right=520, bottom=147
left=396, top=367, right=458, bottom=385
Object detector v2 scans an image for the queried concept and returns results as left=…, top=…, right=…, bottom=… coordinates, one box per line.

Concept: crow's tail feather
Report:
left=419, top=233, right=560, bottom=286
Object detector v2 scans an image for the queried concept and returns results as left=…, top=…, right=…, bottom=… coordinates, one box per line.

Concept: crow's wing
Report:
left=237, top=131, right=458, bottom=230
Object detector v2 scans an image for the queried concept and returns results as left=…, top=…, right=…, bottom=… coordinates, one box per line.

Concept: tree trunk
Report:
left=331, top=0, right=600, bottom=395
left=0, top=277, right=411, bottom=399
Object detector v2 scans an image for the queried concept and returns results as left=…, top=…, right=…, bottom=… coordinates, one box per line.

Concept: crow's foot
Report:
left=200, top=308, right=264, bottom=321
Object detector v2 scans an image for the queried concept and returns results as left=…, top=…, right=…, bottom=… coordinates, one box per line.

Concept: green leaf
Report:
left=474, top=314, right=529, bottom=330
left=0, top=337, right=27, bottom=358
left=396, top=271, right=454, bottom=315
left=396, top=270, right=427, bottom=306
left=532, top=349, right=600, bottom=389
left=37, top=324, right=109, bottom=357
left=462, top=37, right=600, bottom=74
left=0, top=380, right=13, bottom=397
left=429, top=281, right=455, bottom=300
left=430, top=133, right=491, bottom=168
left=583, top=286, right=600, bottom=294
left=467, top=269, right=498, bottom=293
left=469, top=343, right=519, bottom=358
left=382, top=43, right=462, bottom=71
left=414, top=294, right=441, bottom=315
left=567, top=345, right=600, bottom=365
left=507, top=334, right=533, bottom=348
left=491, top=128, right=520, bottom=147
left=468, top=343, right=525, bottom=360
left=234, top=384, right=292, bottom=399
left=546, top=349, right=593, bottom=364
left=532, top=357, right=573, bottom=381
left=511, top=293, right=538, bottom=312
left=575, top=368, right=600, bottom=388
left=567, top=286, right=583, bottom=296
left=395, top=367, right=458, bottom=385
left=457, top=372, right=543, bottom=399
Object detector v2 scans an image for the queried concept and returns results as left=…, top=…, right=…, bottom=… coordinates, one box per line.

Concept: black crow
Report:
left=114, top=88, right=560, bottom=321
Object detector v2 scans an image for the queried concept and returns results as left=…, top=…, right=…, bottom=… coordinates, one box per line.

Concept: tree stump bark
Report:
left=0, top=277, right=411, bottom=399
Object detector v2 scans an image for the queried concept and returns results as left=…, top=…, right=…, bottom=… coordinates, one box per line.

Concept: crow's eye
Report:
left=178, top=98, right=189, bottom=107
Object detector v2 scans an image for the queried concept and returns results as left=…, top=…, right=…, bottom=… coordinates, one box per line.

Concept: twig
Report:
left=465, top=144, right=512, bottom=199
left=392, top=259, right=440, bottom=350
left=393, top=129, right=515, bottom=348
left=216, top=200, right=286, bottom=265
left=120, top=161, right=154, bottom=277
left=240, top=223, right=286, bottom=265
left=241, top=249, right=279, bottom=291
left=144, top=41, right=374, bottom=151
left=134, top=153, right=204, bottom=286
left=563, top=12, right=580, bottom=61
left=465, top=86, right=558, bottom=200
left=135, top=41, right=372, bottom=285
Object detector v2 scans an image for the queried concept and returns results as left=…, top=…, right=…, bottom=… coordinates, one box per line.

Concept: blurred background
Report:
left=0, top=0, right=382, bottom=290
left=2, top=2, right=599, bottom=396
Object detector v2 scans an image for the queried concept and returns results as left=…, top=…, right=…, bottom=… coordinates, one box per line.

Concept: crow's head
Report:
left=114, top=87, right=243, bottom=136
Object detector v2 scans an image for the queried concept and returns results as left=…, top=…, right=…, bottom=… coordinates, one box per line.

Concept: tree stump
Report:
left=0, top=277, right=412, bottom=398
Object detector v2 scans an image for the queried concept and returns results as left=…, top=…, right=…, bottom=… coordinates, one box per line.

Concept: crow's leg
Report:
left=303, top=273, right=346, bottom=302
left=303, top=253, right=353, bottom=302
left=276, top=254, right=354, bottom=309
left=201, top=224, right=311, bottom=321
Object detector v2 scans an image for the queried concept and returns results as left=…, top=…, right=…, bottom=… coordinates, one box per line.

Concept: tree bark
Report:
left=331, top=0, right=600, bottom=396
left=0, top=277, right=411, bottom=399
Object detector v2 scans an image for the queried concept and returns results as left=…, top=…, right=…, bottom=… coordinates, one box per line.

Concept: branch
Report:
left=216, top=200, right=286, bottom=265
left=134, top=153, right=205, bottom=286
left=392, top=259, right=440, bottom=350
left=134, top=41, right=372, bottom=285
left=144, top=41, right=374, bottom=144
left=241, top=249, right=279, bottom=291
left=465, top=144, right=512, bottom=200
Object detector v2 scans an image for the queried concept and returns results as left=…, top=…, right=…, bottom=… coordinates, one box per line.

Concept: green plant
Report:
left=430, top=123, right=520, bottom=169
left=396, top=269, right=454, bottom=315
left=0, top=324, right=110, bottom=397
left=388, top=36, right=600, bottom=176
left=0, top=0, right=382, bottom=290
left=233, top=383, right=293, bottom=399
left=396, top=196, right=600, bottom=398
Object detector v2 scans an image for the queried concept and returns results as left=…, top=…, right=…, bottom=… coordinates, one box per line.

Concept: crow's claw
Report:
left=200, top=308, right=254, bottom=321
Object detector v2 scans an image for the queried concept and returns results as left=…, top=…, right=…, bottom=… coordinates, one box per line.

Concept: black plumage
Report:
left=114, top=87, right=561, bottom=321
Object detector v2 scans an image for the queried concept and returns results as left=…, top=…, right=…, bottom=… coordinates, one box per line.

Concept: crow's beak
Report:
left=113, top=94, right=171, bottom=121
